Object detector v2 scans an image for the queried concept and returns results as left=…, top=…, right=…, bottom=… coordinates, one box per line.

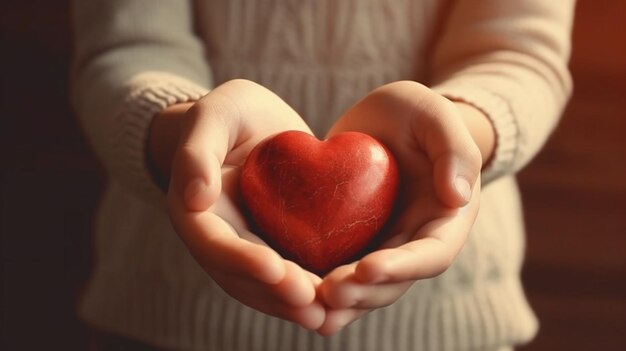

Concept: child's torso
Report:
left=194, top=0, right=447, bottom=135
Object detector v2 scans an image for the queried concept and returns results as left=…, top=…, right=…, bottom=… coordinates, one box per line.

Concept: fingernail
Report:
left=454, top=176, right=471, bottom=204
left=184, top=177, right=209, bottom=210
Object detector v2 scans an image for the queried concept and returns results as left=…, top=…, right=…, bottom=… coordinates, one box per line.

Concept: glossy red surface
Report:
left=240, top=131, right=399, bottom=274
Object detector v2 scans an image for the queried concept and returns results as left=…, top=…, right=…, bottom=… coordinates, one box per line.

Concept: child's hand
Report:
left=317, top=81, right=485, bottom=335
left=166, top=79, right=325, bottom=330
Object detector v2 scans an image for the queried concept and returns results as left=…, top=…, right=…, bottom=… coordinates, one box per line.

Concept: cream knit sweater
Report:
left=71, top=1, right=574, bottom=350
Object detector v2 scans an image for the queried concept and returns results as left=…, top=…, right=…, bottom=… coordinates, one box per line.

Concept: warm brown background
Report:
left=1, top=1, right=625, bottom=350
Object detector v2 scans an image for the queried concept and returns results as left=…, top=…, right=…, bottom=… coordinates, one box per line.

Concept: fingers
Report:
left=318, top=265, right=358, bottom=307
left=317, top=263, right=411, bottom=336
left=320, top=264, right=413, bottom=310
left=317, top=179, right=480, bottom=317
left=354, top=240, right=453, bottom=283
left=170, top=202, right=287, bottom=284
left=269, top=260, right=318, bottom=306
left=216, top=261, right=317, bottom=308
left=210, top=250, right=325, bottom=330
left=169, top=199, right=325, bottom=328
left=273, top=300, right=326, bottom=331
left=220, top=270, right=326, bottom=330
left=317, top=308, right=367, bottom=336
left=259, top=296, right=326, bottom=331
left=355, top=183, right=480, bottom=284
left=168, top=191, right=325, bottom=329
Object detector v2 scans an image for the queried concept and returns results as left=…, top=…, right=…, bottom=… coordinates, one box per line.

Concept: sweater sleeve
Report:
left=71, top=0, right=212, bottom=201
left=429, top=0, right=575, bottom=184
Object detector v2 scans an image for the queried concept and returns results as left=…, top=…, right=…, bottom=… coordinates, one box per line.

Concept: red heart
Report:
left=240, top=131, right=399, bottom=274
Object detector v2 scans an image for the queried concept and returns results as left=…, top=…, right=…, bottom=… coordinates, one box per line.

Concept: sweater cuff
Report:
left=120, top=72, right=210, bottom=201
left=431, top=83, right=519, bottom=184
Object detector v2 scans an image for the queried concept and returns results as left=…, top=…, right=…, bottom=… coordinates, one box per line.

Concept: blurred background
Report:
left=1, top=1, right=624, bottom=349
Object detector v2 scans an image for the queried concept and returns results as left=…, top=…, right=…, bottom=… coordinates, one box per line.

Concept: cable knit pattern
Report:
left=71, top=0, right=574, bottom=350
left=196, top=0, right=441, bottom=135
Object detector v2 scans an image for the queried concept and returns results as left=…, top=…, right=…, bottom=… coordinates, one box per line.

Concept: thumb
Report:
left=432, top=152, right=480, bottom=208
left=170, top=149, right=222, bottom=212
left=169, top=94, right=240, bottom=212
left=422, top=101, right=482, bottom=208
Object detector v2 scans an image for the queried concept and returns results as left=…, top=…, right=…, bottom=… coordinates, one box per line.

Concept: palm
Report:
left=328, top=82, right=478, bottom=254
left=206, top=165, right=252, bottom=242
left=210, top=145, right=277, bottom=247
left=167, top=79, right=325, bottom=330
left=317, top=81, right=482, bottom=335
left=379, top=148, right=456, bottom=250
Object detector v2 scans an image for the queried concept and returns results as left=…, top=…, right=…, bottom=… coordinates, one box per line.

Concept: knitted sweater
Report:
left=71, top=1, right=574, bottom=350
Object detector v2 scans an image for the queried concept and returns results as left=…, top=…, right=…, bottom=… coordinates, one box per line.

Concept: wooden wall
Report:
left=1, top=1, right=624, bottom=349
left=518, top=1, right=626, bottom=349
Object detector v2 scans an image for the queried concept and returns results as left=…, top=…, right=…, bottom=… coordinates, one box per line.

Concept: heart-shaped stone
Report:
left=240, top=130, right=399, bottom=274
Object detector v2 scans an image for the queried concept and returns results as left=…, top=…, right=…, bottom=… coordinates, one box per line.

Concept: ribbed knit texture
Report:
left=122, top=73, right=209, bottom=199
left=80, top=178, right=535, bottom=351
left=71, top=0, right=574, bottom=350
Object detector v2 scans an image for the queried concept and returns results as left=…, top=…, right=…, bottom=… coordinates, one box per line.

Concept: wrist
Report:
left=453, top=102, right=496, bottom=168
left=147, top=102, right=196, bottom=185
